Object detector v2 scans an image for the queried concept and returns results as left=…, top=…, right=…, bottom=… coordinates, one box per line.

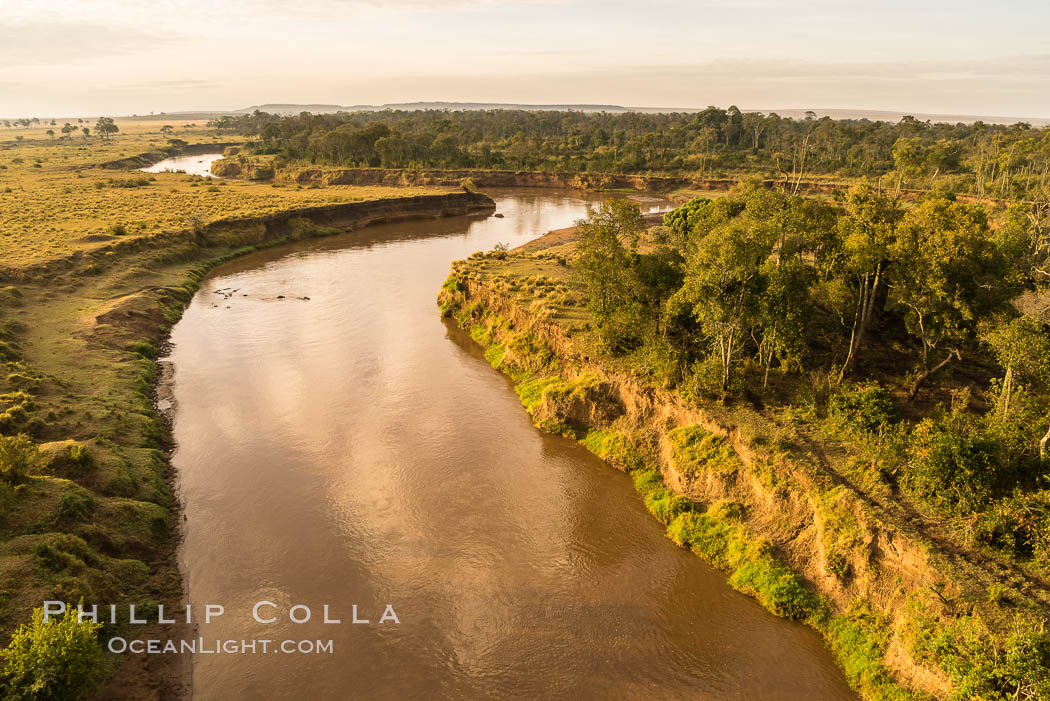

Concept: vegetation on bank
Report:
left=0, top=123, right=455, bottom=696
left=212, top=108, right=1050, bottom=201
left=438, top=189, right=1050, bottom=699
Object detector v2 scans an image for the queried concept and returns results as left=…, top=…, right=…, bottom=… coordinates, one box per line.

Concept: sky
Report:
left=2, top=0, right=1050, bottom=118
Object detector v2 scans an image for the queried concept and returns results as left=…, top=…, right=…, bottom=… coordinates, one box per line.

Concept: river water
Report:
left=167, top=190, right=855, bottom=700
left=141, top=153, right=224, bottom=177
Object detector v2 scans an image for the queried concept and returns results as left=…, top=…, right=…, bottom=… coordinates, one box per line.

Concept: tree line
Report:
left=211, top=108, right=1050, bottom=200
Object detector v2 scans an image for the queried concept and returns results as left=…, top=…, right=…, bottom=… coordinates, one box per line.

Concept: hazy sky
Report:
left=2, top=0, right=1049, bottom=118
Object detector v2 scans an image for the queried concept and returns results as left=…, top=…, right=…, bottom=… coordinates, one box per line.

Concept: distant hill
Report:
left=744, top=107, right=1050, bottom=127
left=234, top=102, right=629, bottom=114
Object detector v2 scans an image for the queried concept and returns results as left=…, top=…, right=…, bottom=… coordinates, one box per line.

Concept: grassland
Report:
left=0, top=123, right=440, bottom=268
left=0, top=122, right=457, bottom=696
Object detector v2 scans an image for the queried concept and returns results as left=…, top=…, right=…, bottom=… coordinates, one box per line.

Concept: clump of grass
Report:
left=126, top=340, right=158, bottom=359
left=580, top=428, right=654, bottom=471
left=825, top=604, right=910, bottom=699
left=667, top=503, right=820, bottom=620
left=0, top=434, right=41, bottom=482
left=667, top=424, right=740, bottom=475
left=57, top=483, right=95, bottom=522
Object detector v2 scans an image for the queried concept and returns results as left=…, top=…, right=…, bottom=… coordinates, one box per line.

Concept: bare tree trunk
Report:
left=792, top=134, right=810, bottom=196
left=839, top=265, right=882, bottom=381
left=908, top=349, right=961, bottom=401
left=1000, top=365, right=1014, bottom=418
left=1041, top=424, right=1050, bottom=462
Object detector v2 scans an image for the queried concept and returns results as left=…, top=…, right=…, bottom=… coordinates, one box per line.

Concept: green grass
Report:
left=0, top=126, right=446, bottom=270
left=667, top=424, right=741, bottom=475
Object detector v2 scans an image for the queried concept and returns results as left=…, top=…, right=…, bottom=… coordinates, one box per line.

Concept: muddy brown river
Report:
left=168, top=190, right=856, bottom=700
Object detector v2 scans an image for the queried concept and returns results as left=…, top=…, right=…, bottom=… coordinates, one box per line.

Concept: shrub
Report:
left=827, top=381, right=898, bottom=437
left=907, top=608, right=1050, bottom=700
left=904, top=412, right=1001, bottom=514
left=0, top=434, right=41, bottom=482
left=126, top=340, right=158, bottom=360
left=57, top=485, right=95, bottom=522
left=68, top=443, right=94, bottom=471
left=0, top=607, right=107, bottom=700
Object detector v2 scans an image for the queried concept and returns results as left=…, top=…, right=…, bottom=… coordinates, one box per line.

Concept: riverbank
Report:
left=438, top=229, right=1050, bottom=700
left=0, top=139, right=492, bottom=696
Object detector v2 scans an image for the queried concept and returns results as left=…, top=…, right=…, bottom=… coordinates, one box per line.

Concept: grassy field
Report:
left=0, top=124, right=454, bottom=695
left=0, top=122, right=442, bottom=269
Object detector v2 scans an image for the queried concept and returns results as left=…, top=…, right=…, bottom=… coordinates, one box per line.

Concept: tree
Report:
left=832, top=185, right=901, bottom=379
left=677, top=215, right=771, bottom=393
left=0, top=607, right=106, bottom=700
left=754, top=258, right=814, bottom=387
left=81, top=127, right=90, bottom=138
left=982, top=316, right=1050, bottom=460
left=60, top=123, right=74, bottom=137
left=983, top=317, right=1050, bottom=417
left=741, top=112, right=767, bottom=151
left=45, top=129, right=54, bottom=138
left=160, top=124, right=174, bottom=134
left=891, top=136, right=926, bottom=196
left=94, top=116, right=118, bottom=140
left=889, top=197, right=998, bottom=398
left=574, top=199, right=644, bottom=349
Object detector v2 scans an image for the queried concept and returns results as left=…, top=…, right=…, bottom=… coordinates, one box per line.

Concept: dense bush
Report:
left=827, top=382, right=898, bottom=437
left=0, top=607, right=107, bottom=700
left=904, top=412, right=1002, bottom=514
left=0, top=434, right=40, bottom=483
left=907, top=608, right=1050, bottom=700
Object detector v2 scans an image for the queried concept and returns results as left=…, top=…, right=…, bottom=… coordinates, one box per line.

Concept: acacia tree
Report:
left=94, top=116, right=118, bottom=140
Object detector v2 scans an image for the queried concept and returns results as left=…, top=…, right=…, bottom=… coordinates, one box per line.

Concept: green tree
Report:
left=93, top=117, right=118, bottom=140
left=832, top=185, right=901, bottom=379
left=755, top=258, right=814, bottom=386
left=0, top=607, right=107, bottom=700
left=677, top=215, right=771, bottom=392
left=891, top=136, right=926, bottom=196
left=574, top=199, right=645, bottom=349
left=982, top=317, right=1050, bottom=418
left=889, top=197, right=998, bottom=397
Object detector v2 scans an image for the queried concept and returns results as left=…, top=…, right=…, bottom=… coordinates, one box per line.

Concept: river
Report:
left=167, top=189, right=855, bottom=700
left=141, top=153, right=225, bottom=177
